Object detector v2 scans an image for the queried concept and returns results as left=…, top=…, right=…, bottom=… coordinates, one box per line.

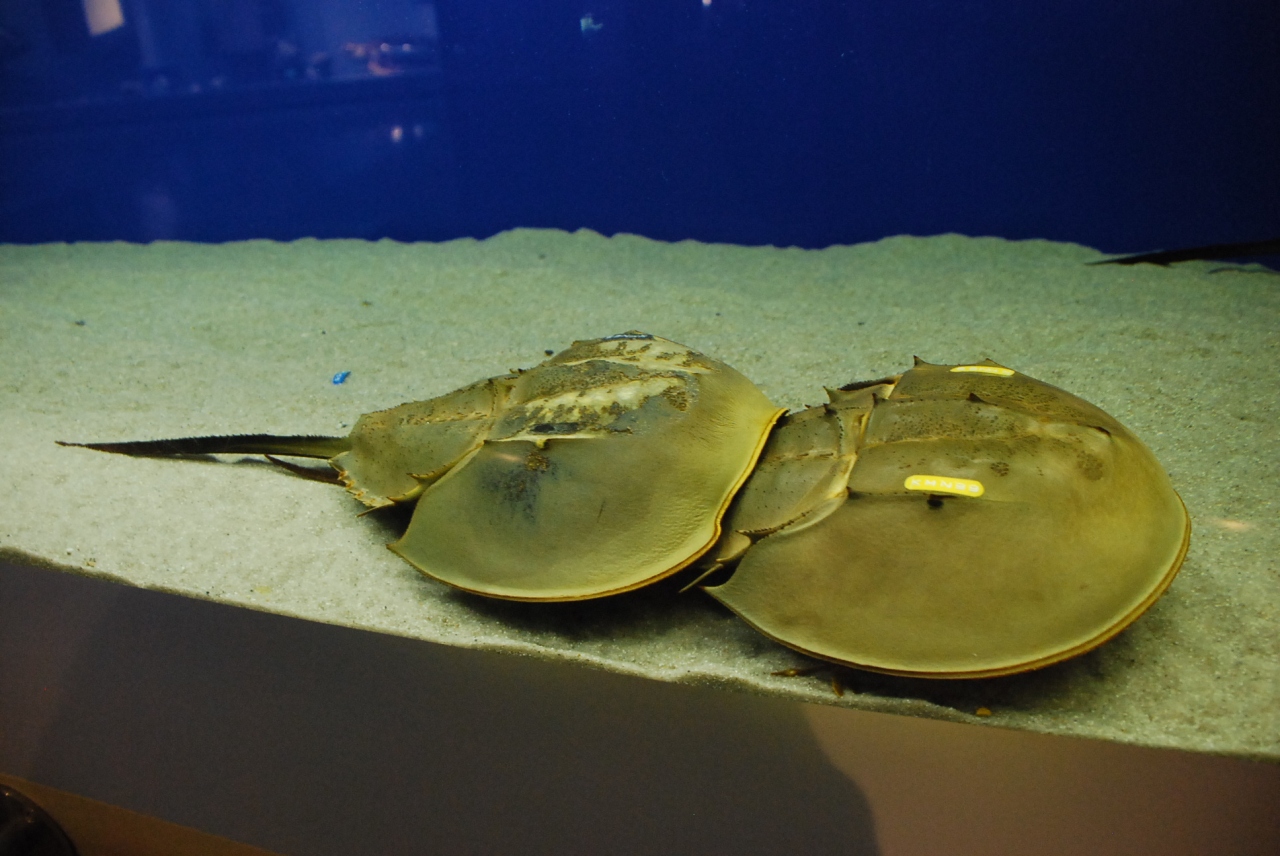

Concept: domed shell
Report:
left=704, top=359, right=1190, bottom=678
left=389, top=333, right=785, bottom=601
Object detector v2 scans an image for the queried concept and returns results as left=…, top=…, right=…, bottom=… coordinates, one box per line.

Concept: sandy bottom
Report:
left=1, top=230, right=1275, bottom=760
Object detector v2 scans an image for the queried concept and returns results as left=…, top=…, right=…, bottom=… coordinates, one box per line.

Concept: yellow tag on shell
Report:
left=950, top=365, right=1014, bottom=377
left=904, top=474, right=985, bottom=497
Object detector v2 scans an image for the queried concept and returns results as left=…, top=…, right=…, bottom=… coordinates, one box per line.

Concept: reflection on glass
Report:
left=82, top=0, right=124, bottom=37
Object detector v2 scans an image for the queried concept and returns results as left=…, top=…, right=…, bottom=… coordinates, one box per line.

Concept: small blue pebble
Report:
left=332, top=371, right=351, bottom=385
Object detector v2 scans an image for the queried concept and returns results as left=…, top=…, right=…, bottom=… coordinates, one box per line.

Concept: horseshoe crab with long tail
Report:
left=61, top=333, right=1189, bottom=678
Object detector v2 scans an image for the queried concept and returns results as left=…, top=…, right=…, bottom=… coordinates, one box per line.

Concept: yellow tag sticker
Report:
left=904, top=474, right=985, bottom=497
left=950, top=364, right=1014, bottom=377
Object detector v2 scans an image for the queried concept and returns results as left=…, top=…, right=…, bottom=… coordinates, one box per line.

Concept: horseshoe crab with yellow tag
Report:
left=61, top=339, right=1189, bottom=679
left=699, top=357, right=1191, bottom=679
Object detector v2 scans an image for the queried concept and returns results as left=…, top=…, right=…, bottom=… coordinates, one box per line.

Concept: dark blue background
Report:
left=1, top=0, right=1277, bottom=253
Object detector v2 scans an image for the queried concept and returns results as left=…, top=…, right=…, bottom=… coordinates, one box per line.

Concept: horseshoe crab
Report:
left=699, top=358, right=1191, bottom=678
left=61, top=333, right=785, bottom=601
left=61, top=338, right=1189, bottom=680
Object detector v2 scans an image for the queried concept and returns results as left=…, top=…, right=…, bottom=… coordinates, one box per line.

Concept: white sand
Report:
left=1, top=230, right=1276, bottom=760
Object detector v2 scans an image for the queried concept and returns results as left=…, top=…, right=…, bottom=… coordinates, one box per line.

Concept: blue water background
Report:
left=1, top=1, right=1276, bottom=254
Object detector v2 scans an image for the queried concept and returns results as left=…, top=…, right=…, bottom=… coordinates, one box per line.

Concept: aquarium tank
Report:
left=1, top=3, right=1278, bottom=855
